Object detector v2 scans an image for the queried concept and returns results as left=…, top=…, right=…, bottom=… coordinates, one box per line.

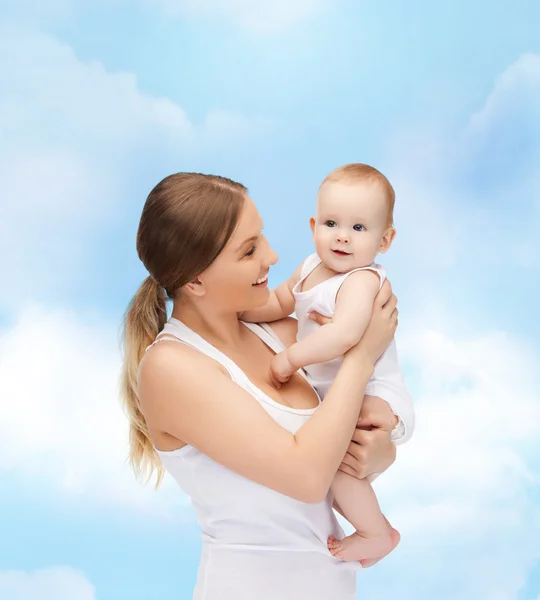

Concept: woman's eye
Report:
left=325, top=220, right=337, bottom=228
left=245, top=245, right=257, bottom=257
left=353, top=224, right=365, bottom=232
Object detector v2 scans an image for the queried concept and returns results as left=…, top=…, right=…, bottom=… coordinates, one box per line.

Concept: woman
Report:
left=121, top=172, right=407, bottom=599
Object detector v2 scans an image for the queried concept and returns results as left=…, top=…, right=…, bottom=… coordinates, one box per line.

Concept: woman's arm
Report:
left=276, top=296, right=414, bottom=446
left=240, top=263, right=303, bottom=323
left=139, top=341, right=374, bottom=504
left=270, top=318, right=400, bottom=480
left=139, top=282, right=397, bottom=504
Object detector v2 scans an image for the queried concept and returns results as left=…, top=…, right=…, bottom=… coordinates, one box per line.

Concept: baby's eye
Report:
left=353, top=224, right=365, bottom=232
left=325, top=220, right=337, bottom=228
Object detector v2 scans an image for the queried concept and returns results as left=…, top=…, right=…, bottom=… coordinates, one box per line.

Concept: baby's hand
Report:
left=270, top=351, right=296, bottom=389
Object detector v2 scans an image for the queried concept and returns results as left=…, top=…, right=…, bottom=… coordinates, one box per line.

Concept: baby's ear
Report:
left=379, top=227, right=396, bottom=253
left=309, top=217, right=316, bottom=235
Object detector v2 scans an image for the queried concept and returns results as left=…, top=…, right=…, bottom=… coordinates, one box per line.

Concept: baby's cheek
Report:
left=366, top=234, right=383, bottom=256
left=314, top=230, right=331, bottom=251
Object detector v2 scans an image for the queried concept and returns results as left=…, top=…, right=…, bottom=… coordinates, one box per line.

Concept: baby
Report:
left=242, top=163, right=412, bottom=564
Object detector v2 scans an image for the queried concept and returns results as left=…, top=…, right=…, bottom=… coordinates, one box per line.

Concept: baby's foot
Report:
left=327, top=526, right=398, bottom=563
left=327, top=535, right=345, bottom=559
left=359, top=528, right=401, bottom=568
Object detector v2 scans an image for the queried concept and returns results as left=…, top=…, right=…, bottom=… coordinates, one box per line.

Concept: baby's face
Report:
left=312, top=180, right=392, bottom=273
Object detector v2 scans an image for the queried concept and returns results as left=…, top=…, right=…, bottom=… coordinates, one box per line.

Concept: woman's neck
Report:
left=171, top=301, right=245, bottom=349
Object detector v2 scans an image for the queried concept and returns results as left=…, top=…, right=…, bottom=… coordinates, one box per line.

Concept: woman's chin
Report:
left=247, top=285, right=271, bottom=306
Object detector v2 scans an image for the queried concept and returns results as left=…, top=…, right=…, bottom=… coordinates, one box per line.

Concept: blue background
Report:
left=0, top=1, right=539, bottom=598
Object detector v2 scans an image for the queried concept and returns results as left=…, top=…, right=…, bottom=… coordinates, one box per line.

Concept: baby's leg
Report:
left=328, top=471, right=398, bottom=562
left=359, top=515, right=401, bottom=568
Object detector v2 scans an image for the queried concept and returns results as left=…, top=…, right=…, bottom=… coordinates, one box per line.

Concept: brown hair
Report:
left=120, top=173, right=247, bottom=486
left=321, top=163, right=395, bottom=227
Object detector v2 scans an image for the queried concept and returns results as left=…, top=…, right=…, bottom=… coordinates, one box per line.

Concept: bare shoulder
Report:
left=337, top=268, right=381, bottom=301
left=266, top=316, right=298, bottom=347
left=139, top=339, right=214, bottom=378
left=137, top=341, right=226, bottom=415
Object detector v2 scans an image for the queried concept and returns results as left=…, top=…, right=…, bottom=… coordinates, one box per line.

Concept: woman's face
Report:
left=196, top=196, right=278, bottom=313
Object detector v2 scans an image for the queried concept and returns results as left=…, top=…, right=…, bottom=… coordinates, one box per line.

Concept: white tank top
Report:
left=150, top=317, right=358, bottom=600
left=293, top=253, right=414, bottom=444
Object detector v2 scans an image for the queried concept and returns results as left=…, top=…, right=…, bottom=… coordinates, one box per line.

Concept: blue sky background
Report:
left=1, top=1, right=539, bottom=598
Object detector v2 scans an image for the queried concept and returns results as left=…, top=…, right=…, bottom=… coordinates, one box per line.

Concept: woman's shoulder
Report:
left=138, top=339, right=227, bottom=396
left=265, top=317, right=298, bottom=348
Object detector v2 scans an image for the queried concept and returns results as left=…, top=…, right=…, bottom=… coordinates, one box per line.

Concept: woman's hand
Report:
left=338, top=395, right=398, bottom=479
left=347, top=279, right=397, bottom=365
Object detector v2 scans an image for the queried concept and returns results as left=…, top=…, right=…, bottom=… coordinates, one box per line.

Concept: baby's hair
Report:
left=320, top=163, right=395, bottom=227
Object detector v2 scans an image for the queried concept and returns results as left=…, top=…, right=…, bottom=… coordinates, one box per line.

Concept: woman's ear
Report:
left=183, top=278, right=206, bottom=297
left=379, top=227, right=396, bottom=253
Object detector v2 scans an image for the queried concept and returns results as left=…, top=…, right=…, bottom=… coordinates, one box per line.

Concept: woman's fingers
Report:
left=375, top=280, right=398, bottom=322
left=340, top=450, right=360, bottom=470
left=338, top=462, right=368, bottom=479
left=382, top=293, right=397, bottom=315
left=375, top=279, right=393, bottom=308
left=350, top=427, right=376, bottom=447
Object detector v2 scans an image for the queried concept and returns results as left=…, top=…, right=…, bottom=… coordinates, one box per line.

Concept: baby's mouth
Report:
left=332, top=250, right=351, bottom=257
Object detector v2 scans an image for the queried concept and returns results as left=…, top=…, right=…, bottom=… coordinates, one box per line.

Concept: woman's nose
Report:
left=267, top=246, right=279, bottom=266
left=264, top=237, right=278, bottom=266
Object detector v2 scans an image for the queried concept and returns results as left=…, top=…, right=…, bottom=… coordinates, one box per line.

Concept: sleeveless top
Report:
left=293, top=253, right=414, bottom=444
left=149, top=317, right=359, bottom=600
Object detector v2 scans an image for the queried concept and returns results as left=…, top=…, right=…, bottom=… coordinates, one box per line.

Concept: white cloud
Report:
left=386, top=53, right=540, bottom=272
left=468, top=52, right=540, bottom=136
left=354, top=321, right=540, bottom=599
left=339, top=44, right=540, bottom=578
left=148, top=0, right=330, bottom=33
left=332, top=51, right=540, bottom=600
left=0, top=25, right=267, bottom=312
left=393, top=324, right=539, bottom=496
left=0, top=566, right=96, bottom=600
left=465, top=52, right=540, bottom=216
left=0, top=305, right=182, bottom=514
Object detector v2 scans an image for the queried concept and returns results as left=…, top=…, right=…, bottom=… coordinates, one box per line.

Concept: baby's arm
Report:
left=240, top=263, right=303, bottom=323
left=272, top=270, right=381, bottom=383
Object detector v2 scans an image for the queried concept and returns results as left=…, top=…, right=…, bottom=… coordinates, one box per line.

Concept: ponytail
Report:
left=120, top=276, right=167, bottom=487
left=121, top=172, right=248, bottom=487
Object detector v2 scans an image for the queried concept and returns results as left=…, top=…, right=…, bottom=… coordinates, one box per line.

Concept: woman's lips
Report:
left=252, top=272, right=269, bottom=286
